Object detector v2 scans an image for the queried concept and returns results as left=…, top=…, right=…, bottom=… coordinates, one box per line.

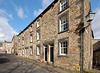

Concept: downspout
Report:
left=80, top=0, right=85, bottom=73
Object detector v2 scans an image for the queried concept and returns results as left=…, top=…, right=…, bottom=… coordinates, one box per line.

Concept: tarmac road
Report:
left=0, top=53, right=55, bottom=73
left=0, top=53, right=72, bottom=73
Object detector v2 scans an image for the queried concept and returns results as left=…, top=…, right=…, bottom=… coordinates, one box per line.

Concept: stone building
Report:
left=0, top=42, right=3, bottom=52
left=92, top=39, right=100, bottom=69
left=3, top=41, right=12, bottom=54
left=13, top=0, right=93, bottom=70
left=11, top=35, right=18, bottom=55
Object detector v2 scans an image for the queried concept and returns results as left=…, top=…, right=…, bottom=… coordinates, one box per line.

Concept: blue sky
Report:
left=0, top=0, right=99, bottom=42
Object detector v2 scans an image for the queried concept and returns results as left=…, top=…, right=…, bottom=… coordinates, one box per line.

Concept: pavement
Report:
left=0, top=53, right=76, bottom=73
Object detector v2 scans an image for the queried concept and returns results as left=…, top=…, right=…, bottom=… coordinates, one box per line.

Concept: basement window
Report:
left=60, top=0, right=69, bottom=11
left=59, top=41, right=68, bottom=55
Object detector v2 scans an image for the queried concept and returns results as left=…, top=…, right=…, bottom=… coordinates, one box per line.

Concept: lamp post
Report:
left=80, top=10, right=95, bottom=73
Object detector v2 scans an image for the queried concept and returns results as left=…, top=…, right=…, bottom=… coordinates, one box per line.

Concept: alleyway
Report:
left=0, top=53, right=74, bottom=73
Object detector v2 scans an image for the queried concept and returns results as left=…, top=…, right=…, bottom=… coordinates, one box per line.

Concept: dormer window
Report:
left=37, top=20, right=40, bottom=28
left=60, top=0, right=68, bottom=11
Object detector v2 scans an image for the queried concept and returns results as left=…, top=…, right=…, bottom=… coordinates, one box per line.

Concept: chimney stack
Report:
left=20, top=30, right=22, bottom=33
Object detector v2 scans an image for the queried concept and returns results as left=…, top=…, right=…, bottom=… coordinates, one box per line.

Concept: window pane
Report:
left=37, top=31, right=40, bottom=40
left=37, top=46, right=40, bottom=55
left=60, top=16, right=68, bottom=32
left=30, top=47, right=33, bottom=55
left=60, top=41, right=67, bottom=55
left=60, top=0, right=68, bottom=11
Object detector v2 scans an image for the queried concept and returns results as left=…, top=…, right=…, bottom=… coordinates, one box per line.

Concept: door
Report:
left=44, top=46, right=47, bottom=61
left=50, top=45, right=54, bottom=62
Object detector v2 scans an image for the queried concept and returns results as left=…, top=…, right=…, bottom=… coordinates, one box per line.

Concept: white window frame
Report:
left=59, top=41, right=68, bottom=55
left=22, top=40, right=24, bottom=45
left=23, top=34, right=24, bottom=37
left=60, top=0, right=68, bottom=11
left=59, top=15, right=68, bottom=32
left=30, top=35, right=32, bottom=43
left=37, top=20, right=40, bottom=28
left=30, top=28, right=32, bottom=32
left=22, top=49, right=24, bottom=55
left=30, top=46, right=33, bottom=55
left=37, top=31, right=40, bottom=40
left=37, top=46, right=40, bottom=55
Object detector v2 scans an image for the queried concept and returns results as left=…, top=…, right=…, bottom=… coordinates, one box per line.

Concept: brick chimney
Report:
left=20, top=30, right=22, bottom=33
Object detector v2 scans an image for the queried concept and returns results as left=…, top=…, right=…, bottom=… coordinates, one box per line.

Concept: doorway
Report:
left=49, top=45, right=54, bottom=62
left=44, top=45, right=47, bottom=61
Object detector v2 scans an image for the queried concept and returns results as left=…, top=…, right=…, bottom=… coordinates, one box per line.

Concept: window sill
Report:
left=58, top=6, right=69, bottom=15
left=36, top=26, right=40, bottom=29
left=37, top=40, right=40, bottom=41
left=36, top=54, right=40, bottom=56
left=57, top=55, right=68, bottom=57
left=58, top=29, right=69, bottom=34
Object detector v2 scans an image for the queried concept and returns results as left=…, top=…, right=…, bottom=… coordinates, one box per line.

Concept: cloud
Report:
left=34, top=9, right=43, bottom=17
left=11, top=2, right=27, bottom=19
left=0, top=9, right=18, bottom=42
left=42, top=0, right=54, bottom=8
left=0, top=9, right=13, bottom=19
left=16, top=7, right=27, bottom=19
left=33, top=0, right=53, bottom=17
left=92, top=8, right=100, bottom=39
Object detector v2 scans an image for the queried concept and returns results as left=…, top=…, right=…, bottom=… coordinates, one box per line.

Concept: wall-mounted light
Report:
left=86, top=11, right=95, bottom=22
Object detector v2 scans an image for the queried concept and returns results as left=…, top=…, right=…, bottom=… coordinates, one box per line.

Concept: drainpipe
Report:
left=80, top=27, right=84, bottom=73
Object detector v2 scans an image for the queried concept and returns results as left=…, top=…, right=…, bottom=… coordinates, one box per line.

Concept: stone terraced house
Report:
left=3, top=41, right=12, bottom=54
left=12, top=0, right=93, bottom=70
left=11, top=35, right=18, bottom=55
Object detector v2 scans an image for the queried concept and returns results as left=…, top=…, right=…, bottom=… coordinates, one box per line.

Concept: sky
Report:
left=0, top=0, right=99, bottom=42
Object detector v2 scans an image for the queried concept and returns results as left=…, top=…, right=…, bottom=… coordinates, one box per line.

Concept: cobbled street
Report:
left=0, top=53, right=73, bottom=73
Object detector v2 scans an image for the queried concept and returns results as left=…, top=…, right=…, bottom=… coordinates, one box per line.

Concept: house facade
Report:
left=3, top=41, right=12, bottom=54
left=0, top=42, right=3, bottom=52
left=13, top=0, right=93, bottom=70
left=11, top=35, right=18, bottom=54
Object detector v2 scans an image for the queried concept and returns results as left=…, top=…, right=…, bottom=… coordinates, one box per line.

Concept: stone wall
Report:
left=83, top=0, right=92, bottom=69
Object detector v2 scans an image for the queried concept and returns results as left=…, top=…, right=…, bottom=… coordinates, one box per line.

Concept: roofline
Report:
left=4, top=41, right=12, bottom=43
left=18, top=0, right=58, bottom=36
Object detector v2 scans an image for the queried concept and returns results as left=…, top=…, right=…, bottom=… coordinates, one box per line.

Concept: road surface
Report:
left=0, top=53, right=71, bottom=73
